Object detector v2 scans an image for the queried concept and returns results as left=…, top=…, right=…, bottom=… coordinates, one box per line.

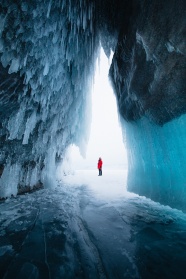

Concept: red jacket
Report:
left=98, top=159, right=103, bottom=169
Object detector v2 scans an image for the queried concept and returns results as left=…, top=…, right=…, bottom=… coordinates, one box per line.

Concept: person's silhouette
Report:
left=97, top=157, right=103, bottom=176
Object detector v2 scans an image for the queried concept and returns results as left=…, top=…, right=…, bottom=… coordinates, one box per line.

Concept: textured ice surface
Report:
left=0, top=170, right=186, bottom=278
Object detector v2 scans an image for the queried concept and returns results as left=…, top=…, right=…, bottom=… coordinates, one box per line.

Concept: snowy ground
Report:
left=0, top=170, right=186, bottom=279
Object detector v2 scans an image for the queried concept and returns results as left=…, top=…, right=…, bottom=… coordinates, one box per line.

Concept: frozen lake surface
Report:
left=0, top=170, right=186, bottom=279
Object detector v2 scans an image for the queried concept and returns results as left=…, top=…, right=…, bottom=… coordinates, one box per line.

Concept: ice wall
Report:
left=0, top=0, right=99, bottom=197
left=125, top=115, right=186, bottom=210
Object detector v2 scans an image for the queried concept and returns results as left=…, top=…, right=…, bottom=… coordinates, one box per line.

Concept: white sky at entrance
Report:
left=69, top=48, right=128, bottom=170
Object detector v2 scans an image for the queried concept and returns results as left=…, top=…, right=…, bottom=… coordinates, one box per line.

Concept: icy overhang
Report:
left=0, top=0, right=100, bottom=196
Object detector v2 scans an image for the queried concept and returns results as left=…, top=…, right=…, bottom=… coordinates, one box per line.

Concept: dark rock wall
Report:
left=109, top=0, right=186, bottom=125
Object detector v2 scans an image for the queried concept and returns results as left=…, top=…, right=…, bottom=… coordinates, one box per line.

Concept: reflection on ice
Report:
left=0, top=169, right=186, bottom=278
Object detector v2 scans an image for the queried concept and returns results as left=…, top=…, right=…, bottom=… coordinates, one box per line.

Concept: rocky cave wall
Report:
left=108, top=0, right=186, bottom=210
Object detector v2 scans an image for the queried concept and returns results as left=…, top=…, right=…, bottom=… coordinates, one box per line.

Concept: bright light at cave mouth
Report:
left=68, top=48, right=128, bottom=171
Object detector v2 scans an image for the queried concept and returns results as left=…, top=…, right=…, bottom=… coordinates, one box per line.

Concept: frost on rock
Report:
left=0, top=0, right=99, bottom=197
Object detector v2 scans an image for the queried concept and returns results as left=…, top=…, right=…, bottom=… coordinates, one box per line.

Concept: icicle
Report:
left=43, top=60, right=49, bottom=76
left=47, top=0, right=52, bottom=18
left=8, top=58, right=20, bottom=73
left=8, top=108, right=25, bottom=140
left=23, top=111, right=37, bottom=145
left=0, top=163, right=21, bottom=198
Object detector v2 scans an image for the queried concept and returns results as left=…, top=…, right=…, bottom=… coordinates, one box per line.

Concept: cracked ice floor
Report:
left=0, top=170, right=186, bottom=279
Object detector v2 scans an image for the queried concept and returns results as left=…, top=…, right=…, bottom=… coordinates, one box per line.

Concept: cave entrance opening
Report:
left=66, top=47, right=128, bottom=174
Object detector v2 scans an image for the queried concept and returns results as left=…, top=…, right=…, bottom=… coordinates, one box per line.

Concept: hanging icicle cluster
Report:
left=0, top=0, right=99, bottom=196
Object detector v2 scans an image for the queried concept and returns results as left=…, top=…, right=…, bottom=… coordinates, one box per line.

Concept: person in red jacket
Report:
left=97, top=157, right=103, bottom=176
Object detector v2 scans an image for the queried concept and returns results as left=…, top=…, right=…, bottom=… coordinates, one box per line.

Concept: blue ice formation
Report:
left=125, top=115, right=186, bottom=210
left=0, top=0, right=186, bottom=211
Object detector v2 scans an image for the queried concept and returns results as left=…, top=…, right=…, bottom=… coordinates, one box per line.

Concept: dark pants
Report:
left=98, top=168, right=102, bottom=176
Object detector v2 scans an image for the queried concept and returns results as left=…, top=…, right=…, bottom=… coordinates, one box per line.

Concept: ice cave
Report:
left=0, top=0, right=186, bottom=278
